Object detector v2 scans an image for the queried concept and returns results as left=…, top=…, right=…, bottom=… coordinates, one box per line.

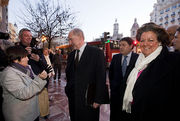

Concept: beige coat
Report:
left=0, top=66, right=46, bottom=121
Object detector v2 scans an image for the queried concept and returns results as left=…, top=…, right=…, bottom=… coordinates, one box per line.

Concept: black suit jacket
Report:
left=65, top=45, right=109, bottom=121
left=131, top=47, right=180, bottom=121
left=109, top=52, right=138, bottom=121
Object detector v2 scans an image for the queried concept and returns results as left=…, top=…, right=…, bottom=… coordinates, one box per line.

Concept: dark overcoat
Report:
left=131, top=47, right=180, bottom=121
left=65, top=45, right=109, bottom=121
left=109, top=52, right=138, bottom=121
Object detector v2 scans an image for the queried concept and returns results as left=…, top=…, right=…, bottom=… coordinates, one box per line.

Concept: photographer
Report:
left=18, top=28, right=51, bottom=75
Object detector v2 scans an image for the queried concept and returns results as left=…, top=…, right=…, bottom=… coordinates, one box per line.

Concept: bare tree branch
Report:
left=18, top=0, right=77, bottom=48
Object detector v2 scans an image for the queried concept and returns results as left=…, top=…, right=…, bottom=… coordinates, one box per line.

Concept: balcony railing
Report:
left=164, top=21, right=168, bottom=25
left=171, top=13, right=175, bottom=17
left=164, top=15, right=169, bottom=20
left=171, top=19, right=175, bottom=23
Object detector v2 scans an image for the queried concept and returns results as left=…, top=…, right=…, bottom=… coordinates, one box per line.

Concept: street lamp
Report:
left=41, top=35, right=46, bottom=48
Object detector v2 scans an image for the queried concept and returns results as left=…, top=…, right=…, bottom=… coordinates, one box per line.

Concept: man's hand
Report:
left=30, top=53, right=40, bottom=61
left=92, top=102, right=100, bottom=109
left=25, top=47, right=32, bottom=54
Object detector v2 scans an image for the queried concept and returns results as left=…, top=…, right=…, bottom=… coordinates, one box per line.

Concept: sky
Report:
left=8, top=0, right=157, bottom=42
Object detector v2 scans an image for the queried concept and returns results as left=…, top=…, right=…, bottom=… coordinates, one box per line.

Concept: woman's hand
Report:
left=38, top=70, right=47, bottom=80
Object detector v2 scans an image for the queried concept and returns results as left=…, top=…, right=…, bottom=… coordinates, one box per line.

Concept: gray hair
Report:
left=71, top=28, right=85, bottom=40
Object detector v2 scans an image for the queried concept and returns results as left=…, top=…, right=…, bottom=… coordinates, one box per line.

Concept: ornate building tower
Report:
left=130, top=18, right=139, bottom=40
left=113, top=19, right=119, bottom=37
left=112, top=19, right=123, bottom=40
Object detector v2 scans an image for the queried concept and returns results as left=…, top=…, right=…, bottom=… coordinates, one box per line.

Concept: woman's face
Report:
left=18, top=56, right=29, bottom=67
left=139, top=31, right=160, bottom=57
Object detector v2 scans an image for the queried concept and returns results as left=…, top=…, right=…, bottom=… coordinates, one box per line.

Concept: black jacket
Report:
left=65, top=45, right=109, bottom=121
left=131, top=47, right=180, bottom=121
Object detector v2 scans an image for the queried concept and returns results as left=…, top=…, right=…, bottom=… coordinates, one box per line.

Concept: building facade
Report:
left=0, top=0, right=10, bottom=50
left=0, top=0, right=9, bottom=32
left=8, top=23, right=18, bottom=43
left=150, top=0, right=180, bottom=29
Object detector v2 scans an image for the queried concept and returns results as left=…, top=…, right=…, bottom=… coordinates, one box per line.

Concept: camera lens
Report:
left=0, top=32, right=10, bottom=40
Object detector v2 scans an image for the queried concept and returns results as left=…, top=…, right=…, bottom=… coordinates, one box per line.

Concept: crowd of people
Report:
left=109, top=23, right=180, bottom=121
left=0, top=28, right=64, bottom=121
left=0, top=22, right=180, bottom=121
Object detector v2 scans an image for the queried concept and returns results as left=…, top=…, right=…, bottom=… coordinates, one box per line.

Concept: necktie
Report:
left=122, top=56, right=128, bottom=77
left=74, top=50, right=80, bottom=68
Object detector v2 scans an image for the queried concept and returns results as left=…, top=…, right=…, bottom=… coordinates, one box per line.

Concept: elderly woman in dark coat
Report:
left=122, top=23, right=180, bottom=121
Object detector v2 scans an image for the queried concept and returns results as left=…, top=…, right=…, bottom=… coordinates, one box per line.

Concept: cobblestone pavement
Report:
left=40, top=71, right=110, bottom=121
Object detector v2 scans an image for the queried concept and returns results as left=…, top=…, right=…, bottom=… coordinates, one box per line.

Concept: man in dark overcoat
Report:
left=65, top=28, right=109, bottom=121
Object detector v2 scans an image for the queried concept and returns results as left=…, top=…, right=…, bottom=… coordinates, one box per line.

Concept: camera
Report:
left=30, top=37, right=42, bottom=55
left=0, top=32, right=10, bottom=40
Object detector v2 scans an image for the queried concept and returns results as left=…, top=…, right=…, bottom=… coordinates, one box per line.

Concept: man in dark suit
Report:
left=109, top=37, right=138, bottom=121
left=65, top=28, right=109, bottom=121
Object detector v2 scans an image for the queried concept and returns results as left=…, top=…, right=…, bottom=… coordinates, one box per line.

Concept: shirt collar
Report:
left=79, top=43, right=87, bottom=53
left=123, top=51, right=132, bottom=58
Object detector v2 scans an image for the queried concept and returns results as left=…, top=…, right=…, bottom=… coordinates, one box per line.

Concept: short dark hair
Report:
left=6, top=46, right=28, bottom=65
left=136, top=22, right=170, bottom=46
left=120, top=37, right=133, bottom=45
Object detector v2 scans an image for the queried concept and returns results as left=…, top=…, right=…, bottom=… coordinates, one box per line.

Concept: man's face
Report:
left=20, top=31, right=32, bottom=47
left=173, top=31, right=180, bottom=51
left=167, top=25, right=179, bottom=46
left=119, top=41, right=133, bottom=56
left=68, top=31, right=82, bottom=50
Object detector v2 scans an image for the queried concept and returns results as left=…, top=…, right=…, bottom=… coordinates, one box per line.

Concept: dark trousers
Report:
left=110, top=109, right=132, bottom=121
left=54, top=64, right=61, bottom=80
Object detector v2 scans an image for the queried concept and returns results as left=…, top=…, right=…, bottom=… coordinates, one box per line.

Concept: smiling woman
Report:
left=122, top=22, right=180, bottom=121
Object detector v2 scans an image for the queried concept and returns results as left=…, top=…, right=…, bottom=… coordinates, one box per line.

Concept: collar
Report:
left=79, top=43, right=87, bottom=53
left=123, top=51, right=132, bottom=58
left=11, top=63, right=27, bottom=74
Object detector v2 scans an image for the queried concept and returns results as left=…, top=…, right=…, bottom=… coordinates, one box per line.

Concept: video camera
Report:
left=0, top=32, right=10, bottom=40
